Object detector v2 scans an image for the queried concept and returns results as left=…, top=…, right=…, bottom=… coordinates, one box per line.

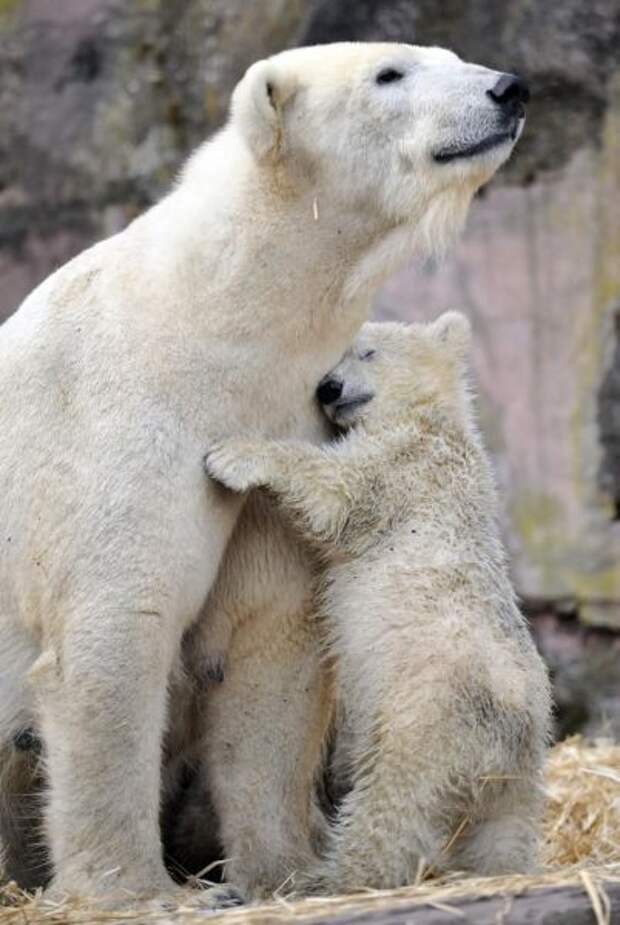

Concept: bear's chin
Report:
left=432, top=129, right=515, bottom=164
left=432, top=111, right=524, bottom=167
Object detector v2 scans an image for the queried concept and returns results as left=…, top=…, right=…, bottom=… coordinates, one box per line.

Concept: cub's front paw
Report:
left=204, top=440, right=268, bottom=492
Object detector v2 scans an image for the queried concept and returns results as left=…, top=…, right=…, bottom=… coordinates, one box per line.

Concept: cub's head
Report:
left=232, top=43, right=528, bottom=256
left=316, top=312, right=473, bottom=433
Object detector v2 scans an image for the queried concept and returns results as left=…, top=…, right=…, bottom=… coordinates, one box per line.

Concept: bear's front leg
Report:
left=34, top=608, right=178, bottom=899
left=35, top=604, right=243, bottom=911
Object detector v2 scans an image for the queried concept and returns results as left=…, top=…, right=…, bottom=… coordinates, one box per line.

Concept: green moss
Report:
left=512, top=492, right=564, bottom=547
left=511, top=492, right=565, bottom=591
left=513, top=489, right=620, bottom=603
left=0, top=0, right=20, bottom=19
left=573, top=566, right=620, bottom=601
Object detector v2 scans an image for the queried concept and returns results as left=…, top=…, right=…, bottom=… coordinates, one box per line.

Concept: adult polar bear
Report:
left=0, top=43, right=527, bottom=902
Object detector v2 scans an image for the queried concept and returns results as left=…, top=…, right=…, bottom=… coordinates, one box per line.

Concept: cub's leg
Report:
left=300, top=727, right=451, bottom=894
left=450, top=780, right=543, bottom=875
left=302, top=687, right=545, bottom=892
left=191, top=494, right=333, bottom=898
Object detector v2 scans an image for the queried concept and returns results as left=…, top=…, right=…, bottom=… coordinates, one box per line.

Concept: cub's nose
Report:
left=487, top=73, right=530, bottom=108
left=316, top=377, right=343, bottom=406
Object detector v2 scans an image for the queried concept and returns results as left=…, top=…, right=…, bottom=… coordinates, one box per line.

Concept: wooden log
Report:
left=302, top=881, right=620, bottom=925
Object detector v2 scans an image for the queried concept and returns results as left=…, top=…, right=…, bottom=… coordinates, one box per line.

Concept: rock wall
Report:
left=0, top=0, right=314, bottom=311
left=1, top=0, right=619, bottom=727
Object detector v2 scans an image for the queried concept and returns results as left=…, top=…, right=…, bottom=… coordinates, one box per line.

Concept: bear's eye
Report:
left=376, top=68, right=405, bottom=85
left=360, top=349, right=376, bottom=361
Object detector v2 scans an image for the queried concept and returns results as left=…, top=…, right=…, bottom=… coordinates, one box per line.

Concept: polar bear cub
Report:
left=206, top=313, right=552, bottom=892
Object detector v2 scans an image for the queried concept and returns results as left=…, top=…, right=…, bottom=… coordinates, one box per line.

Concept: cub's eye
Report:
left=360, top=349, right=376, bottom=361
left=376, top=68, right=405, bottom=85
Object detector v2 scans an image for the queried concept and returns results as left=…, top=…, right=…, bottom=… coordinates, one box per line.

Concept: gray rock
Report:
left=0, top=0, right=315, bottom=317
left=531, top=611, right=620, bottom=740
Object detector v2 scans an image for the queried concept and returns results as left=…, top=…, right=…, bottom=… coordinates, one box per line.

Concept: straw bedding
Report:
left=1, top=736, right=618, bottom=924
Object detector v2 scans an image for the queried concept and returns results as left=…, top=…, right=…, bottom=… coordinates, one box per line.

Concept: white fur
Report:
left=180, top=491, right=333, bottom=899
left=0, top=42, right=522, bottom=899
left=206, top=315, right=552, bottom=893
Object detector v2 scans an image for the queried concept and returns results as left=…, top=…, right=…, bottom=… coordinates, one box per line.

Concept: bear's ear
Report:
left=427, top=311, right=472, bottom=360
left=231, top=59, right=299, bottom=161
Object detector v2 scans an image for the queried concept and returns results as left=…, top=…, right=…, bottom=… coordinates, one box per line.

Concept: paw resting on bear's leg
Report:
left=204, top=439, right=272, bottom=492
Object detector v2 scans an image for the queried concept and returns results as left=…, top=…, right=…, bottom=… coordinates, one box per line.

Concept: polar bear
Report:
left=205, top=314, right=552, bottom=893
left=0, top=42, right=528, bottom=901
left=166, top=489, right=333, bottom=898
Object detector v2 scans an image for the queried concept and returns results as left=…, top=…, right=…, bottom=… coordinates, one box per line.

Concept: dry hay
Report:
left=1, top=735, right=618, bottom=924
left=544, top=735, right=620, bottom=868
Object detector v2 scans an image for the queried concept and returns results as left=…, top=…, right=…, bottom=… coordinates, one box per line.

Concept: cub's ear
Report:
left=231, top=58, right=299, bottom=161
left=428, top=311, right=472, bottom=360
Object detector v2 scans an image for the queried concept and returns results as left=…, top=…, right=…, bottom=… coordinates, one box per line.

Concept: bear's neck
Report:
left=146, top=129, right=411, bottom=352
left=129, top=131, right=431, bottom=441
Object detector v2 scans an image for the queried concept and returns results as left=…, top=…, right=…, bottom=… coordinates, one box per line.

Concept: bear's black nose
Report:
left=316, top=377, right=343, bottom=406
left=487, top=73, right=530, bottom=107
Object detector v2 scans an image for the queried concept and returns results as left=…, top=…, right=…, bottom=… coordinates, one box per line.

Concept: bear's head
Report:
left=232, top=43, right=527, bottom=263
left=316, top=312, right=473, bottom=433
